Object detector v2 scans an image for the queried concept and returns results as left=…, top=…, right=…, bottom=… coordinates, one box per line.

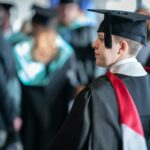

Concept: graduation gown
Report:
left=0, top=31, right=21, bottom=117
left=21, top=57, right=75, bottom=150
left=0, top=32, right=21, bottom=149
left=14, top=35, right=76, bottom=150
left=58, top=20, right=97, bottom=86
left=0, top=65, right=15, bottom=130
left=137, top=42, right=150, bottom=65
left=49, top=72, right=150, bottom=150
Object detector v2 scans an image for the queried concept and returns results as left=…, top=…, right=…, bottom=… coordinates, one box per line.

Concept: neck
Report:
left=109, top=57, right=147, bottom=76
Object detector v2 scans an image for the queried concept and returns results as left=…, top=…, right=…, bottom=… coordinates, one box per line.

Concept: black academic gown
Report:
left=137, top=42, right=150, bottom=66
left=59, top=25, right=96, bottom=86
left=0, top=33, right=21, bottom=148
left=49, top=73, right=150, bottom=150
left=0, top=31, right=18, bottom=124
left=20, top=57, right=75, bottom=150
left=0, top=66, right=14, bottom=130
left=0, top=63, right=21, bottom=150
left=145, top=55, right=150, bottom=66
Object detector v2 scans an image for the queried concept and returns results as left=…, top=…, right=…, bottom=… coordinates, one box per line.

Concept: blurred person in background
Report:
left=0, top=2, right=14, bottom=40
left=50, top=0, right=96, bottom=21
left=13, top=4, right=76, bottom=150
left=0, top=2, right=29, bottom=46
left=57, top=0, right=104, bottom=95
left=50, top=0, right=93, bottom=10
left=0, top=43, right=22, bottom=150
left=0, top=3, right=22, bottom=150
left=136, top=6, right=150, bottom=66
left=20, top=20, right=32, bottom=36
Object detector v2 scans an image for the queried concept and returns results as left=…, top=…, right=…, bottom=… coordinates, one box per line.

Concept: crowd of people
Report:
left=0, top=0, right=150, bottom=150
left=0, top=0, right=100, bottom=149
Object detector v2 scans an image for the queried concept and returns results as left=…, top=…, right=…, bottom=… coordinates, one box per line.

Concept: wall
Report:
left=1, top=0, right=150, bottom=31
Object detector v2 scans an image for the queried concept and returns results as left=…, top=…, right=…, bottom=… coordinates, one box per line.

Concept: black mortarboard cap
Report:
left=31, top=4, right=57, bottom=26
left=0, top=2, right=14, bottom=12
left=88, top=9, right=150, bottom=48
left=60, top=0, right=79, bottom=5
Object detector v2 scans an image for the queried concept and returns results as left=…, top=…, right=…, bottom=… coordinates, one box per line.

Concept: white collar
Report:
left=109, top=57, right=147, bottom=76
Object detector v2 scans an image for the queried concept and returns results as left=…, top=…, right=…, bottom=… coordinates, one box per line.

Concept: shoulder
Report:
left=75, top=75, right=119, bottom=119
left=13, top=37, right=33, bottom=56
left=76, top=75, right=113, bottom=104
left=89, top=75, right=112, bottom=91
left=87, top=75, right=118, bottom=108
left=8, top=32, right=29, bottom=46
left=56, top=34, right=74, bottom=55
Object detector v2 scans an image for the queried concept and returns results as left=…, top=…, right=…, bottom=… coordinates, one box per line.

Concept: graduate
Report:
left=0, top=4, right=22, bottom=150
left=136, top=7, right=150, bottom=66
left=49, top=10, right=150, bottom=150
left=0, top=2, right=14, bottom=39
left=13, top=4, right=75, bottom=150
left=57, top=0, right=100, bottom=94
left=0, top=33, right=22, bottom=150
left=0, top=2, right=28, bottom=46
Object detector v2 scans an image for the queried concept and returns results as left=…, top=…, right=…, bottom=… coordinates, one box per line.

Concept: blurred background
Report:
left=0, top=0, right=149, bottom=32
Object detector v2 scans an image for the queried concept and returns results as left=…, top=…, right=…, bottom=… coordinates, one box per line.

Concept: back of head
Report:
left=136, top=6, right=150, bottom=41
left=0, top=2, right=16, bottom=32
left=0, top=2, right=15, bottom=16
left=31, top=4, right=58, bottom=29
left=58, top=0, right=82, bottom=26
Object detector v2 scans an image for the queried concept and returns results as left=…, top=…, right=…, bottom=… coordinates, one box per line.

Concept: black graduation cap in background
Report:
left=88, top=9, right=150, bottom=48
left=60, top=0, right=79, bottom=5
left=31, top=4, right=57, bottom=26
left=0, top=2, right=15, bottom=13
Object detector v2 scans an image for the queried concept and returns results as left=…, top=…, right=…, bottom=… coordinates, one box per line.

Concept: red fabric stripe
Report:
left=107, top=71, right=144, bottom=136
left=144, top=67, right=150, bottom=73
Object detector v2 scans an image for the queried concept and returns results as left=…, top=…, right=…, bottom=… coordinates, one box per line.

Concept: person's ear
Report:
left=118, top=40, right=128, bottom=56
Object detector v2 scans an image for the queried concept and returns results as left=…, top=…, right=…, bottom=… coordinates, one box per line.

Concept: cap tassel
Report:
left=104, top=13, right=112, bottom=48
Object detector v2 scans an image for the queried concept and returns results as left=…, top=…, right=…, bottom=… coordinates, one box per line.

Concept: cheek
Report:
left=94, top=43, right=119, bottom=67
left=95, top=50, right=109, bottom=67
left=96, top=51, right=117, bottom=67
left=107, top=50, right=119, bottom=65
left=102, top=52, right=113, bottom=66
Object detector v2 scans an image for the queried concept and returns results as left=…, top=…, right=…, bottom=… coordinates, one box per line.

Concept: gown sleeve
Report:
left=50, top=76, right=123, bottom=150
left=49, top=88, right=92, bottom=150
left=0, top=67, right=15, bottom=128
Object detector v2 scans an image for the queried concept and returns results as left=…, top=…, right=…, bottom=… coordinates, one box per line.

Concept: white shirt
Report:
left=109, top=57, right=147, bottom=77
